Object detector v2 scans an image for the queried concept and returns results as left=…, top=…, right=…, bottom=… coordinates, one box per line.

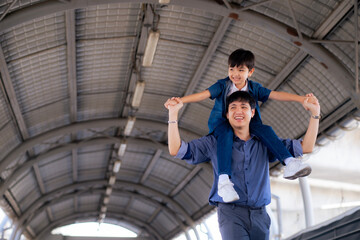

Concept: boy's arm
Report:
left=301, top=94, right=320, bottom=153
left=269, top=91, right=307, bottom=103
left=180, top=90, right=211, bottom=103
left=164, top=90, right=211, bottom=109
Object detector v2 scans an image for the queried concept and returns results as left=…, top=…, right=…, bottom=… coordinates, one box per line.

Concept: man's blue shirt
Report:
left=175, top=134, right=303, bottom=207
left=207, top=77, right=271, bottom=132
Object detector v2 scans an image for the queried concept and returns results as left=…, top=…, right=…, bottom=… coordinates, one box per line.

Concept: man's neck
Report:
left=233, top=127, right=251, bottom=141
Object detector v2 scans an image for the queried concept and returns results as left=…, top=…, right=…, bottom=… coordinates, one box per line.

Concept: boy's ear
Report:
left=248, top=68, right=255, bottom=77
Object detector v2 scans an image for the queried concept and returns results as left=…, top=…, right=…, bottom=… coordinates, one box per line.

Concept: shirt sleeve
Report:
left=268, top=138, right=303, bottom=162
left=175, top=136, right=215, bottom=165
left=256, top=83, right=272, bottom=103
left=207, top=81, right=224, bottom=100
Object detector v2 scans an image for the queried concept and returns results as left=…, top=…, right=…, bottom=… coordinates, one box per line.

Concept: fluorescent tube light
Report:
left=113, top=160, right=121, bottom=173
left=109, top=175, right=116, bottom=185
left=118, top=140, right=127, bottom=156
left=159, top=0, right=170, bottom=4
left=131, top=81, right=145, bottom=108
left=101, top=206, right=107, bottom=213
left=103, top=196, right=110, bottom=204
left=124, top=116, right=136, bottom=136
left=105, top=186, right=113, bottom=195
left=142, top=30, right=160, bottom=67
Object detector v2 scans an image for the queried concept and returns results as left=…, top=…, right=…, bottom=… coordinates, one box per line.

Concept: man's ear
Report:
left=226, top=112, right=229, bottom=119
left=251, top=109, right=255, bottom=118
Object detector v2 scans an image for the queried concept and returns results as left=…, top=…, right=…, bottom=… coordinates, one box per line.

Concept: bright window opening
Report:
left=51, top=222, right=137, bottom=238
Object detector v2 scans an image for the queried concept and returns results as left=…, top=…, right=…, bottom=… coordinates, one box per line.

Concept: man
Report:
left=165, top=91, right=320, bottom=240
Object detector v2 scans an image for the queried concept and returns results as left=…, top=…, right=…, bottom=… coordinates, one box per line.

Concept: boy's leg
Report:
left=214, top=122, right=239, bottom=202
left=250, top=123, right=312, bottom=180
left=214, top=121, right=233, bottom=175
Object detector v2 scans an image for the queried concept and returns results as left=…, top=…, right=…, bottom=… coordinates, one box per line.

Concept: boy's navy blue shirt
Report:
left=207, top=77, right=271, bottom=132
left=175, top=135, right=303, bottom=207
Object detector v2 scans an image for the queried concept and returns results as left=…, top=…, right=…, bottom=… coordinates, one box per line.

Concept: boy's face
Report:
left=228, top=65, right=255, bottom=88
left=226, top=100, right=255, bottom=130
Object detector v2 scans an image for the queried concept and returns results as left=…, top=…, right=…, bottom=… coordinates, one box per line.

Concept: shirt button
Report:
left=245, top=168, right=248, bottom=170
left=246, top=182, right=249, bottom=184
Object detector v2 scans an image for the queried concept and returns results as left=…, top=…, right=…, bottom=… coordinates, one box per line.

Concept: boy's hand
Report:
left=164, top=97, right=181, bottom=109
left=302, top=93, right=320, bottom=116
left=165, top=97, right=183, bottom=112
left=305, top=93, right=318, bottom=104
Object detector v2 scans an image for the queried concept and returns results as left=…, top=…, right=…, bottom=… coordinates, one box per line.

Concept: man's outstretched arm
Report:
left=166, top=97, right=184, bottom=156
left=301, top=93, right=321, bottom=153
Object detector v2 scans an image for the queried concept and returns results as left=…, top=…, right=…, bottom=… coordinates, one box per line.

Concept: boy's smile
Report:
left=228, top=65, right=254, bottom=89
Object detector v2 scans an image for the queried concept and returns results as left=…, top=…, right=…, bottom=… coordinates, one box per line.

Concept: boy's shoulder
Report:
left=215, top=76, right=230, bottom=84
left=248, top=79, right=267, bottom=89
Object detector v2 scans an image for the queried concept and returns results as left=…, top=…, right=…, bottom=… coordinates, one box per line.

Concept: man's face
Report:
left=228, top=65, right=254, bottom=88
left=226, top=100, right=255, bottom=129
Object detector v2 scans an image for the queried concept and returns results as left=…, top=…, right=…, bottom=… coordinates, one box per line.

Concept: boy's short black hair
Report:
left=228, top=48, right=255, bottom=70
left=226, top=91, right=256, bottom=113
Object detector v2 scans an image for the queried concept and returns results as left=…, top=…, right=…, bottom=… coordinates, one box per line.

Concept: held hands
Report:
left=165, top=97, right=184, bottom=113
left=164, top=97, right=181, bottom=109
left=302, top=93, right=320, bottom=116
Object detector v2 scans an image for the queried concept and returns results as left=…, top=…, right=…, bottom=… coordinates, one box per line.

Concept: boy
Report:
left=165, top=49, right=319, bottom=203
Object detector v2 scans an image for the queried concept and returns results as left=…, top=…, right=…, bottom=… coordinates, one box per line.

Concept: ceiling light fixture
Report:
left=124, top=116, right=136, bottom=136
left=109, top=175, right=116, bottom=185
left=131, top=81, right=145, bottom=108
left=113, top=160, right=121, bottom=173
left=159, top=0, right=170, bottom=4
left=142, top=30, right=160, bottom=67
left=105, top=186, right=113, bottom=195
left=101, top=206, right=107, bottom=213
left=118, top=140, right=127, bottom=157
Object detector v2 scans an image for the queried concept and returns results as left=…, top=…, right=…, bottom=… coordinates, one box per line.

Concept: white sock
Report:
left=219, top=174, right=230, bottom=183
left=284, top=157, right=295, bottom=165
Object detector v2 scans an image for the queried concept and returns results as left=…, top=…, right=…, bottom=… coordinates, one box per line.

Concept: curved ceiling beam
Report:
left=0, top=0, right=358, bottom=105
left=113, top=181, right=196, bottom=226
left=15, top=180, right=196, bottom=232
left=0, top=135, right=212, bottom=199
left=0, top=118, right=199, bottom=175
left=0, top=137, right=118, bottom=197
left=34, top=212, right=162, bottom=240
left=20, top=189, right=187, bottom=236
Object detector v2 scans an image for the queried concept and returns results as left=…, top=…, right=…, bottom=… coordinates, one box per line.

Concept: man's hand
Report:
left=165, top=97, right=183, bottom=112
left=302, top=93, right=320, bottom=116
left=305, top=94, right=318, bottom=105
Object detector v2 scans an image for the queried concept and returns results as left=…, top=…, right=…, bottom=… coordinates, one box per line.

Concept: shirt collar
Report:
left=231, top=80, right=248, bottom=92
left=233, top=133, right=259, bottom=142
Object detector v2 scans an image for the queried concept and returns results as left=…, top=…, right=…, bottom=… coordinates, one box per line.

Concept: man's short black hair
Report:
left=226, top=91, right=256, bottom=113
left=228, top=48, right=255, bottom=70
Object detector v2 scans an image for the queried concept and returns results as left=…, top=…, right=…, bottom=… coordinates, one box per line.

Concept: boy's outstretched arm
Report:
left=166, top=98, right=184, bottom=156
left=301, top=94, right=320, bottom=153
left=181, top=90, right=211, bottom=103
left=164, top=90, right=211, bottom=108
left=269, top=91, right=317, bottom=104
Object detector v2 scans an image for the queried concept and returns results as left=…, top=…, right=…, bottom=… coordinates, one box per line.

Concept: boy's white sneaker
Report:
left=218, top=174, right=240, bottom=202
left=283, top=158, right=312, bottom=180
